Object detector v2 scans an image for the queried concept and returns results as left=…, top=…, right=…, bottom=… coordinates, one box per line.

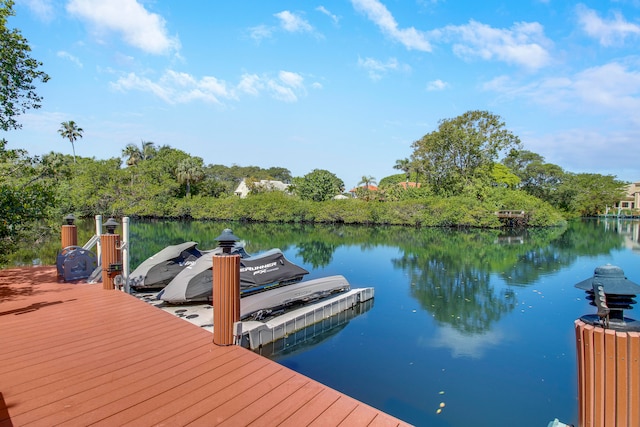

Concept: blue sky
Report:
left=6, top=0, right=640, bottom=188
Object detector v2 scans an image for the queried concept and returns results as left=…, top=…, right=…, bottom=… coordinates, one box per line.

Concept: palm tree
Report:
left=139, top=140, right=156, bottom=161
left=394, top=158, right=411, bottom=183
left=176, top=158, right=204, bottom=197
left=357, top=175, right=377, bottom=201
left=358, top=175, right=377, bottom=190
left=122, top=144, right=142, bottom=167
left=122, top=140, right=156, bottom=166
left=58, top=121, right=83, bottom=163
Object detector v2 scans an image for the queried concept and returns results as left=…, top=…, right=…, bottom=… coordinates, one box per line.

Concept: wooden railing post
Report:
left=574, top=265, right=640, bottom=427
left=575, top=321, right=640, bottom=426
left=100, top=218, right=122, bottom=290
left=61, top=214, right=77, bottom=248
left=61, top=225, right=77, bottom=248
left=212, top=228, right=241, bottom=346
left=213, top=253, right=241, bottom=346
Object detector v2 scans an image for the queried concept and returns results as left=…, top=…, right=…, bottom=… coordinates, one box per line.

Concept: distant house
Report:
left=347, top=184, right=378, bottom=199
left=614, top=182, right=640, bottom=213
left=398, top=181, right=421, bottom=189
left=234, top=179, right=290, bottom=198
left=348, top=184, right=378, bottom=193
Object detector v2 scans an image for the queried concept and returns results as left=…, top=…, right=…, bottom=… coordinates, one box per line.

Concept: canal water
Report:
left=12, top=218, right=640, bottom=426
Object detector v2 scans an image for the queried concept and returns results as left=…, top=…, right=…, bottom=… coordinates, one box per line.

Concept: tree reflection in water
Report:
left=392, top=226, right=567, bottom=334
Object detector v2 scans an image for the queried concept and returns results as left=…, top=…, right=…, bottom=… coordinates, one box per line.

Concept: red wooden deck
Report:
left=0, top=267, right=411, bottom=427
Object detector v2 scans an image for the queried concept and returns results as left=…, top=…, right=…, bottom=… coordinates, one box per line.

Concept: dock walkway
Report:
left=0, top=266, right=410, bottom=427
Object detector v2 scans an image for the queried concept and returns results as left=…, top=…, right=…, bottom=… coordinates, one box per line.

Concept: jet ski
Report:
left=129, top=241, right=246, bottom=290
left=158, top=248, right=309, bottom=302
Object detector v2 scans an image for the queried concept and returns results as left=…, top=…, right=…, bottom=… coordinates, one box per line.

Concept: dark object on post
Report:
left=215, top=228, right=240, bottom=254
left=104, top=217, right=119, bottom=234
left=64, top=214, right=76, bottom=225
left=575, top=264, right=640, bottom=331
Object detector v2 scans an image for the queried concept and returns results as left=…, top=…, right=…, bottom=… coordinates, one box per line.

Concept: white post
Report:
left=122, top=217, right=130, bottom=293
left=94, top=215, right=102, bottom=263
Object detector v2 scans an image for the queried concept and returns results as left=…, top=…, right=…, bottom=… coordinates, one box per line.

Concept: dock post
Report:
left=212, top=229, right=241, bottom=346
left=61, top=214, right=77, bottom=248
left=100, top=218, right=122, bottom=290
left=574, top=265, right=640, bottom=427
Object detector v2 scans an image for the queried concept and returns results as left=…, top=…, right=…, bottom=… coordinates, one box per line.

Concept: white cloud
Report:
left=238, top=73, right=263, bottom=96
left=267, top=81, right=298, bottom=103
left=111, top=70, right=235, bottom=105
left=576, top=4, right=640, bottom=47
left=426, top=79, right=449, bottom=91
left=248, top=25, right=273, bottom=42
left=484, top=60, right=640, bottom=120
left=20, top=0, right=54, bottom=21
left=358, top=57, right=410, bottom=80
left=274, top=10, right=313, bottom=33
left=351, top=0, right=550, bottom=69
left=66, top=0, right=180, bottom=55
left=269, top=71, right=306, bottom=102
left=524, top=128, right=640, bottom=182
left=57, top=51, right=83, bottom=68
left=279, top=71, right=304, bottom=89
left=250, top=11, right=320, bottom=42
left=441, top=20, right=552, bottom=70
left=111, top=73, right=174, bottom=103
left=483, top=59, right=640, bottom=181
left=113, top=70, right=308, bottom=104
left=316, top=6, right=340, bottom=25
left=351, top=0, right=432, bottom=51
left=573, top=62, right=640, bottom=112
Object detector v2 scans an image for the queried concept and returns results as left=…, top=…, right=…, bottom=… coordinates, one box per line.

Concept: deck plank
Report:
left=0, top=267, right=412, bottom=427
left=278, top=388, right=342, bottom=426
left=308, top=396, right=359, bottom=426
left=89, top=350, right=263, bottom=426
left=253, top=384, right=326, bottom=425
left=150, top=360, right=285, bottom=426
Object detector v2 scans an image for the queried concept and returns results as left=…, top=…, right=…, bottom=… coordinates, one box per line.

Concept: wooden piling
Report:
left=100, top=234, right=121, bottom=290
left=575, top=319, right=640, bottom=426
left=61, top=225, right=77, bottom=248
left=213, top=254, right=240, bottom=346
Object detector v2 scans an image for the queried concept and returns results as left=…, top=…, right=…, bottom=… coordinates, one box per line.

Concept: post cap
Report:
left=215, top=228, right=240, bottom=244
left=215, top=229, right=240, bottom=253
left=575, top=264, right=640, bottom=295
left=64, top=214, right=76, bottom=225
left=103, top=217, right=119, bottom=234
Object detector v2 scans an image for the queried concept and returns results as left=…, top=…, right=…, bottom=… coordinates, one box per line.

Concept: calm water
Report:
left=14, top=218, right=640, bottom=426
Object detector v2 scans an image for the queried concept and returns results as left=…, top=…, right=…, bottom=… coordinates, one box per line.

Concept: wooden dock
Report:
left=494, top=210, right=528, bottom=227
left=0, top=266, right=411, bottom=426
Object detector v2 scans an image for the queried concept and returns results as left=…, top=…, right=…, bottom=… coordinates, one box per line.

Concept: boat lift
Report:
left=235, top=287, right=375, bottom=350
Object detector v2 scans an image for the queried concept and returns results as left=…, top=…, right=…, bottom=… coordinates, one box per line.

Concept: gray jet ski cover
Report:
left=159, top=248, right=309, bottom=303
